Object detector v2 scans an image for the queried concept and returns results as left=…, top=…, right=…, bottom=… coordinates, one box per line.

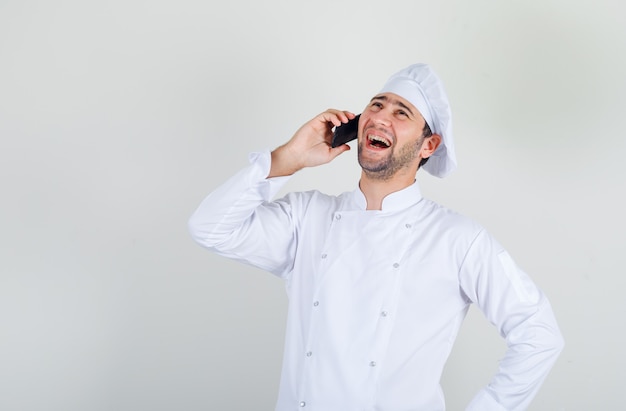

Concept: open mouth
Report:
left=367, top=134, right=391, bottom=149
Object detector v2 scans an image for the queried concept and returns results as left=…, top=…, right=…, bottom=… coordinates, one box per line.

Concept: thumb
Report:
left=328, top=144, right=351, bottom=160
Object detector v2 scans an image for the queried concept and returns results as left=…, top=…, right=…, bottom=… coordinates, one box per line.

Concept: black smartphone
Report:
left=331, top=114, right=360, bottom=148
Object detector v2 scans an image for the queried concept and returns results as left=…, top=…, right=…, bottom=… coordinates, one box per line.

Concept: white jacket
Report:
left=189, top=150, right=564, bottom=411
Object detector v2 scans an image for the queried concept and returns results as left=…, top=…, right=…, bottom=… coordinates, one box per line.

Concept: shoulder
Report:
left=410, top=198, right=489, bottom=256
left=277, top=189, right=354, bottom=213
left=417, top=198, right=483, bottom=234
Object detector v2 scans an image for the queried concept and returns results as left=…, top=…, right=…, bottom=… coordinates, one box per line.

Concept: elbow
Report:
left=536, top=318, right=565, bottom=361
left=537, top=300, right=565, bottom=358
left=187, top=210, right=232, bottom=250
left=552, top=327, right=565, bottom=356
left=187, top=212, right=214, bottom=248
left=545, top=306, right=565, bottom=356
left=187, top=214, right=202, bottom=244
left=541, top=328, right=564, bottom=370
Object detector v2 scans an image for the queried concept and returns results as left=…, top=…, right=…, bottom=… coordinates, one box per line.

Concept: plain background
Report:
left=1, top=0, right=624, bottom=410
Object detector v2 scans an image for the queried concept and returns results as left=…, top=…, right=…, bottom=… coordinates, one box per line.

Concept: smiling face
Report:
left=357, top=92, right=438, bottom=181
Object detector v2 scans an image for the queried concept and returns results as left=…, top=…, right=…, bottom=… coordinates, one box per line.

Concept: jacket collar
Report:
left=352, top=180, right=423, bottom=212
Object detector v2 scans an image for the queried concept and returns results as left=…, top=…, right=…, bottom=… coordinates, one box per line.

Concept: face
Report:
left=357, top=92, right=430, bottom=181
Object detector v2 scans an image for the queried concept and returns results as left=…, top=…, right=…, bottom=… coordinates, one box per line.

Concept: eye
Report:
left=370, top=101, right=383, bottom=110
left=396, top=110, right=409, bottom=118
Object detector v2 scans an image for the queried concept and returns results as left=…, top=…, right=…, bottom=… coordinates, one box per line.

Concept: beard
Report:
left=358, top=138, right=424, bottom=181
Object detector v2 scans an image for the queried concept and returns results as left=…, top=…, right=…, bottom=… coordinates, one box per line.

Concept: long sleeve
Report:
left=460, top=230, right=564, bottom=411
left=188, top=150, right=297, bottom=276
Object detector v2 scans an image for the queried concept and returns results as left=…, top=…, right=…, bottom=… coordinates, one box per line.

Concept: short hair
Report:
left=419, top=122, right=433, bottom=168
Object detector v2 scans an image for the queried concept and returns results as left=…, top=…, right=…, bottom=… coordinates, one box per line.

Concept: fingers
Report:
left=329, top=143, right=351, bottom=159
left=316, top=109, right=356, bottom=129
left=271, top=109, right=355, bottom=174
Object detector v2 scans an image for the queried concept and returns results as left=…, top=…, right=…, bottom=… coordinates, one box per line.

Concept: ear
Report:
left=419, top=133, right=442, bottom=159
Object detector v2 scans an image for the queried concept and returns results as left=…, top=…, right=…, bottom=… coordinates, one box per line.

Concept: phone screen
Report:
left=331, top=114, right=360, bottom=148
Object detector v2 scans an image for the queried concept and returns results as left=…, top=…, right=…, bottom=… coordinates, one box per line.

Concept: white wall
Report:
left=1, top=0, right=624, bottom=410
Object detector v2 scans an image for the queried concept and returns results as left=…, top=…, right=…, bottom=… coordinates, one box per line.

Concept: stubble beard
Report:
left=358, top=138, right=424, bottom=181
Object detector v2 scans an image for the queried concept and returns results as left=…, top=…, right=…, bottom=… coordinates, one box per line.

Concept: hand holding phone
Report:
left=331, top=114, right=360, bottom=148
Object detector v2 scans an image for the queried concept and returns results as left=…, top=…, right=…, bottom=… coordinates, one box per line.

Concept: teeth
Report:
left=368, top=134, right=391, bottom=147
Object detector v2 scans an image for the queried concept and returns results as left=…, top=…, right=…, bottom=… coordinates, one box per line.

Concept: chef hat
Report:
left=378, top=63, right=457, bottom=178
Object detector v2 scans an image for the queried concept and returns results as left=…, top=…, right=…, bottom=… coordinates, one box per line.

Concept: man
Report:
left=188, top=64, right=564, bottom=410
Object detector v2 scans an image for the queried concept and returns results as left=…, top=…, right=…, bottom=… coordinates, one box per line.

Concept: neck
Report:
left=359, top=171, right=416, bottom=210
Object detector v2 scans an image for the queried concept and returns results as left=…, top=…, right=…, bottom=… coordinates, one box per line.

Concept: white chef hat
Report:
left=378, top=63, right=457, bottom=178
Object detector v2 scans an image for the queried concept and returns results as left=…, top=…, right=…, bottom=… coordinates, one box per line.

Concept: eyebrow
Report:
left=370, top=95, right=415, bottom=116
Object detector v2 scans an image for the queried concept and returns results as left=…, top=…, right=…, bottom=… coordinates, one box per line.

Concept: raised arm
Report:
left=188, top=109, right=355, bottom=275
left=268, top=109, right=355, bottom=177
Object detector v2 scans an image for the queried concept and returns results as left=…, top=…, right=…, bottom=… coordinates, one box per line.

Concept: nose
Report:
left=370, top=109, right=392, bottom=127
